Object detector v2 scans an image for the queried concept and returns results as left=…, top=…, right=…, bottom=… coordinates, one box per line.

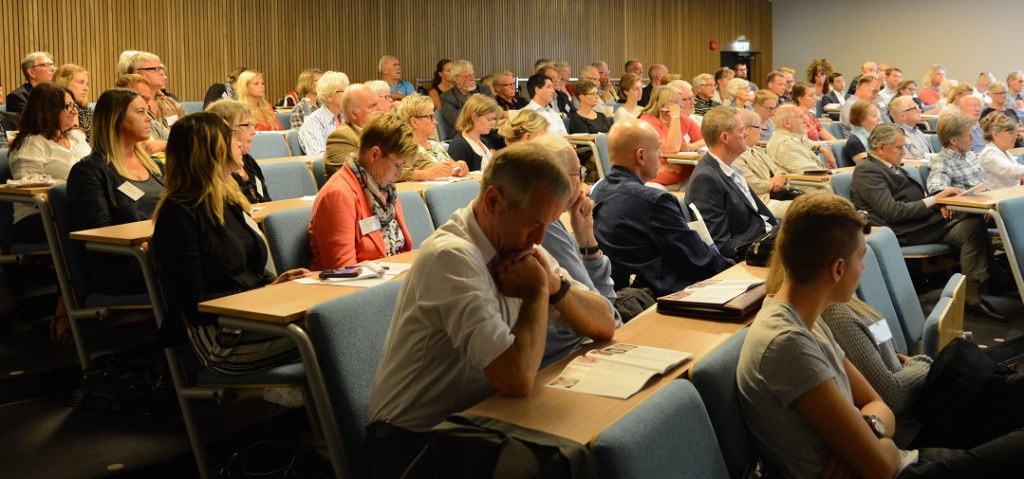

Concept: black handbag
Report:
left=769, top=186, right=805, bottom=201
left=744, top=229, right=778, bottom=267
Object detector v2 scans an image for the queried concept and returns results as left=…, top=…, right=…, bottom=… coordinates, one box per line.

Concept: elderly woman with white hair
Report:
left=366, top=80, right=395, bottom=113
left=722, top=77, right=752, bottom=109
left=396, top=94, right=468, bottom=181
left=297, top=71, right=350, bottom=155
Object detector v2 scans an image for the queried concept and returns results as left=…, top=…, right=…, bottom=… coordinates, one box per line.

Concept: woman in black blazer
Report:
left=151, top=112, right=308, bottom=375
left=205, top=99, right=271, bottom=203
left=67, top=88, right=165, bottom=295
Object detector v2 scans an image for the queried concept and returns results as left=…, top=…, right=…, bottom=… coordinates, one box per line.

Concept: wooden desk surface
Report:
left=198, top=251, right=419, bottom=324
left=664, top=151, right=701, bottom=160
left=257, top=155, right=318, bottom=165
left=70, top=220, right=153, bottom=246
left=0, top=183, right=57, bottom=196
left=784, top=167, right=855, bottom=182
left=936, top=185, right=1024, bottom=209
left=565, top=134, right=598, bottom=142
left=251, top=197, right=314, bottom=222
left=466, top=262, right=767, bottom=445
left=395, top=172, right=482, bottom=197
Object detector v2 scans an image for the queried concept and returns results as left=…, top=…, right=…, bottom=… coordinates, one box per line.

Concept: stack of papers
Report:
left=661, top=279, right=765, bottom=306
left=546, top=344, right=693, bottom=399
left=294, top=262, right=413, bottom=288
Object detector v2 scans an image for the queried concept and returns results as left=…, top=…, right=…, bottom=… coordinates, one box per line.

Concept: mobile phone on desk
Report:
left=319, top=267, right=360, bottom=279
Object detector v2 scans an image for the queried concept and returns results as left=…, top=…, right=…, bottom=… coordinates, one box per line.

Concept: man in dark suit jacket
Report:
left=686, top=106, right=777, bottom=260
left=6, top=51, right=56, bottom=114
left=439, top=60, right=493, bottom=140
left=850, top=124, right=1006, bottom=320
left=591, top=118, right=733, bottom=297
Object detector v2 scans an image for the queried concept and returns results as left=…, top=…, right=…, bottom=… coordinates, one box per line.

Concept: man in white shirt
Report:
left=367, top=142, right=610, bottom=478
left=889, top=95, right=931, bottom=159
left=841, top=74, right=883, bottom=137
left=878, top=67, right=902, bottom=106
left=522, top=72, right=567, bottom=135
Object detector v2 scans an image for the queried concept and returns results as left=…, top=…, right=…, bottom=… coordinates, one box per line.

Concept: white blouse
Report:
left=978, top=142, right=1024, bottom=189
left=9, top=129, right=90, bottom=223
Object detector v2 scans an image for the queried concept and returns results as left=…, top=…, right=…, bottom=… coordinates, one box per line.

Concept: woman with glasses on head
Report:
left=152, top=112, right=308, bottom=376
left=613, top=73, right=644, bottom=124
left=206, top=100, right=271, bottom=204
left=308, top=112, right=418, bottom=271
left=447, top=94, right=501, bottom=172
left=977, top=112, right=1024, bottom=189
left=235, top=70, right=283, bottom=131
left=8, top=83, right=90, bottom=243
left=396, top=94, right=467, bottom=181
left=67, top=88, right=163, bottom=295
left=54, top=64, right=92, bottom=138
left=793, top=82, right=836, bottom=141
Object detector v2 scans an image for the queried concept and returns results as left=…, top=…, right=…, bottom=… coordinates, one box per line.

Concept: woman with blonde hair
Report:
left=396, top=94, right=468, bottom=181
left=498, top=109, right=548, bottom=144
left=152, top=112, right=308, bottom=375
left=447, top=94, right=501, bottom=171
left=639, top=86, right=703, bottom=188
left=206, top=99, right=271, bottom=203
left=67, top=88, right=163, bottom=295
left=235, top=70, right=282, bottom=131
left=54, top=64, right=92, bottom=137
left=722, top=78, right=752, bottom=109
left=920, top=64, right=946, bottom=106
left=613, top=73, right=644, bottom=123
left=287, top=68, right=323, bottom=129
left=938, top=83, right=974, bottom=119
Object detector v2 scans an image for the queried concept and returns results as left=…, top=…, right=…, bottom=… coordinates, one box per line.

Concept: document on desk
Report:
left=546, top=344, right=693, bottom=399
left=294, top=262, right=413, bottom=288
left=656, top=279, right=767, bottom=320
left=415, top=177, right=473, bottom=185
left=961, top=183, right=992, bottom=196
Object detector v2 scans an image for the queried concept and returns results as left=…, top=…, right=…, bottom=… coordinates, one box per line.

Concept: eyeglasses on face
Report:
left=137, top=66, right=167, bottom=73
left=62, top=103, right=79, bottom=112
left=34, top=61, right=56, bottom=69
left=414, top=113, right=436, bottom=121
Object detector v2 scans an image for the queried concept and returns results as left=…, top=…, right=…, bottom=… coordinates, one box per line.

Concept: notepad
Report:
left=546, top=344, right=693, bottom=399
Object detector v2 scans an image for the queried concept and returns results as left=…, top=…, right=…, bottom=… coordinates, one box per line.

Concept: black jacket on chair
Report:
left=685, top=154, right=777, bottom=260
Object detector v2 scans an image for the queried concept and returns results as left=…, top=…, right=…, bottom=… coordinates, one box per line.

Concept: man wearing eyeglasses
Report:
left=125, top=51, right=188, bottom=128
left=492, top=71, right=527, bottom=112
left=6, top=52, right=56, bottom=114
left=889, top=95, right=932, bottom=159
left=591, top=61, right=620, bottom=105
left=840, top=74, right=884, bottom=138
left=439, top=60, right=493, bottom=140
left=692, top=73, right=722, bottom=116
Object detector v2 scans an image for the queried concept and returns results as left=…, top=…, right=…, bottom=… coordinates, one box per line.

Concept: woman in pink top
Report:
left=639, top=86, right=703, bottom=187
left=794, top=82, right=836, bottom=142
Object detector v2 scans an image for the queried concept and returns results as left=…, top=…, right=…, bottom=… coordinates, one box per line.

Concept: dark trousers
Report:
left=899, top=428, right=1024, bottom=477
left=916, top=216, right=996, bottom=284
left=367, top=421, right=428, bottom=479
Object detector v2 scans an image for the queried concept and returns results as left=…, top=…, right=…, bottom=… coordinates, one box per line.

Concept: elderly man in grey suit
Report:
left=851, top=123, right=1007, bottom=320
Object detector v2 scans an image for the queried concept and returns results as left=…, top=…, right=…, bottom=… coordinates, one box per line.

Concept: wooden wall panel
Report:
left=0, top=0, right=771, bottom=103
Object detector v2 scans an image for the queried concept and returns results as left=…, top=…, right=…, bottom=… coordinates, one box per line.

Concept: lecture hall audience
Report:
left=613, top=73, right=644, bottom=123
left=639, top=85, right=704, bottom=188
left=927, top=112, right=987, bottom=194
left=722, top=77, right=751, bottom=109
left=920, top=64, right=947, bottom=106
left=713, top=66, right=734, bottom=104
left=978, top=111, right=1024, bottom=188
left=308, top=112, right=416, bottom=271
left=592, top=61, right=620, bottom=105
left=889, top=95, right=933, bottom=159
left=753, top=89, right=778, bottom=141
left=366, top=80, right=396, bottom=113
left=379, top=55, right=415, bottom=100
left=114, top=74, right=168, bottom=156
left=492, top=70, right=527, bottom=112
left=206, top=100, right=271, bottom=204
left=497, top=108, right=548, bottom=144
left=840, top=74, right=882, bottom=137
left=202, top=66, right=246, bottom=108
left=522, top=72, right=567, bottom=136
left=767, top=104, right=836, bottom=173
left=122, top=51, right=189, bottom=126
left=792, top=82, right=836, bottom=141
left=440, top=60, right=493, bottom=139
left=568, top=80, right=610, bottom=136
left=692, top=73, right=721, bottom=116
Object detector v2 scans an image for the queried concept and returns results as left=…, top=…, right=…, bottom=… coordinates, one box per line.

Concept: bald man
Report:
left=639, top=63, right=668, bottom=107
left=325, top=84, right=382, bottom=178
left=590, top=119, right=733, bottom=296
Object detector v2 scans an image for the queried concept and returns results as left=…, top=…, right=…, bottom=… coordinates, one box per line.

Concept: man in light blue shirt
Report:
left=380, top=55, right=416, bottom=100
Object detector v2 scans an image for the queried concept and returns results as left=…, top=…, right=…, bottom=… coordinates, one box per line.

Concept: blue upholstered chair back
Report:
left=305, top=280, right=404, bottom=479
left=595, top=380, right=730, bottom=479
left=423, top=181, right=480, bottom=227
left=926, top=134, right=941, bottom=154
left=679, top=196, right=694, bottom=223
left=997, top=197, right=1024, bottom=298
left=261, top=161, right=317, bottom=200
left=250, top=133, right=291, bottom=159
left=286, top=129, right=303, bottom=156
left=829, top=121, right=846, bottom=139
left=275, top=111, right=291, bottom=131
left=866, top=227, right=927, bottom=348
left=262, top=205, right=312, bottom=273
left=595, top=133, right=611, bottom=179
left=857, top=246, right=909, bottom=354
left=691, top=329, right=758, bottom=479
left=396, top=190, right=435, bottom=249
left=435, top=108, right=453, bottom=141
left=902, top=166, right=923, bottom=186
left=311, top=157, right=326, bottom=189
left=830, top=172, right=853, bottom=201
left=180, top=101, right=203, bottom=114
left=918, top=165, right=931, bottom=187
left=831, top=140, right=851, bottom=168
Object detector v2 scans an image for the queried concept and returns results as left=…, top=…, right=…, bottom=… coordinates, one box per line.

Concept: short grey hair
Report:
left=725, top=78, right=749, bottom=102
left=937, top=112, right=974, bottom=147
left=667, top=80, right=693, bottom=94
left=530, top=135, right=574, bottom=168
left=20, top=51, right=53, bottom=79
left=481, top=141, right=572, bottom=211
left=396, top=94, right=435, bottom=123
left=316, top=71, right=351, bottom=103
left=366, top=80, right=391, bottom=96
left=692, top=73, right=714, bottom=86
left=738, top=107, right=760, bottom=127
left=773, top=104, right=803, bottom=127
left=378, top=55, right=397, bottom=74
left=889, top=95, right=916, bottom=123
left=591, top=61, right=609, bottom=70
left=1007, top=71, right=1023, bottom=83
left=868, top=123, right=904, bottom=151
left=450, top=60, right=474, bottom=79
left=553, top=61, right=570, bottom=74
left=115, top=50, right=140, bottom=75
left=125, top=51, right=161, bottom=74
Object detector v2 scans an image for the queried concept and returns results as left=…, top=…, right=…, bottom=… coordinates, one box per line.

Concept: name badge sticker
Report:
left=869, top=320, right=894, bottom=346
left=254, top=176, right=264, bottom=197
left=117, top=181, right=145, bottom=201
left=359, top=216, right=381, bottom=236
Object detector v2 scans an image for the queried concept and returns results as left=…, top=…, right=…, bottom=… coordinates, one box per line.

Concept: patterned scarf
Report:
left=346, top=155, right=405, bottom=255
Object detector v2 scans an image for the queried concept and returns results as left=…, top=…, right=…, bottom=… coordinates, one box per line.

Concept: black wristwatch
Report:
left=549, top=274, right=571, bottom=304
left=863, top=415, right=886, bottom=439
left=579, top=245, right=601, bottom=256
